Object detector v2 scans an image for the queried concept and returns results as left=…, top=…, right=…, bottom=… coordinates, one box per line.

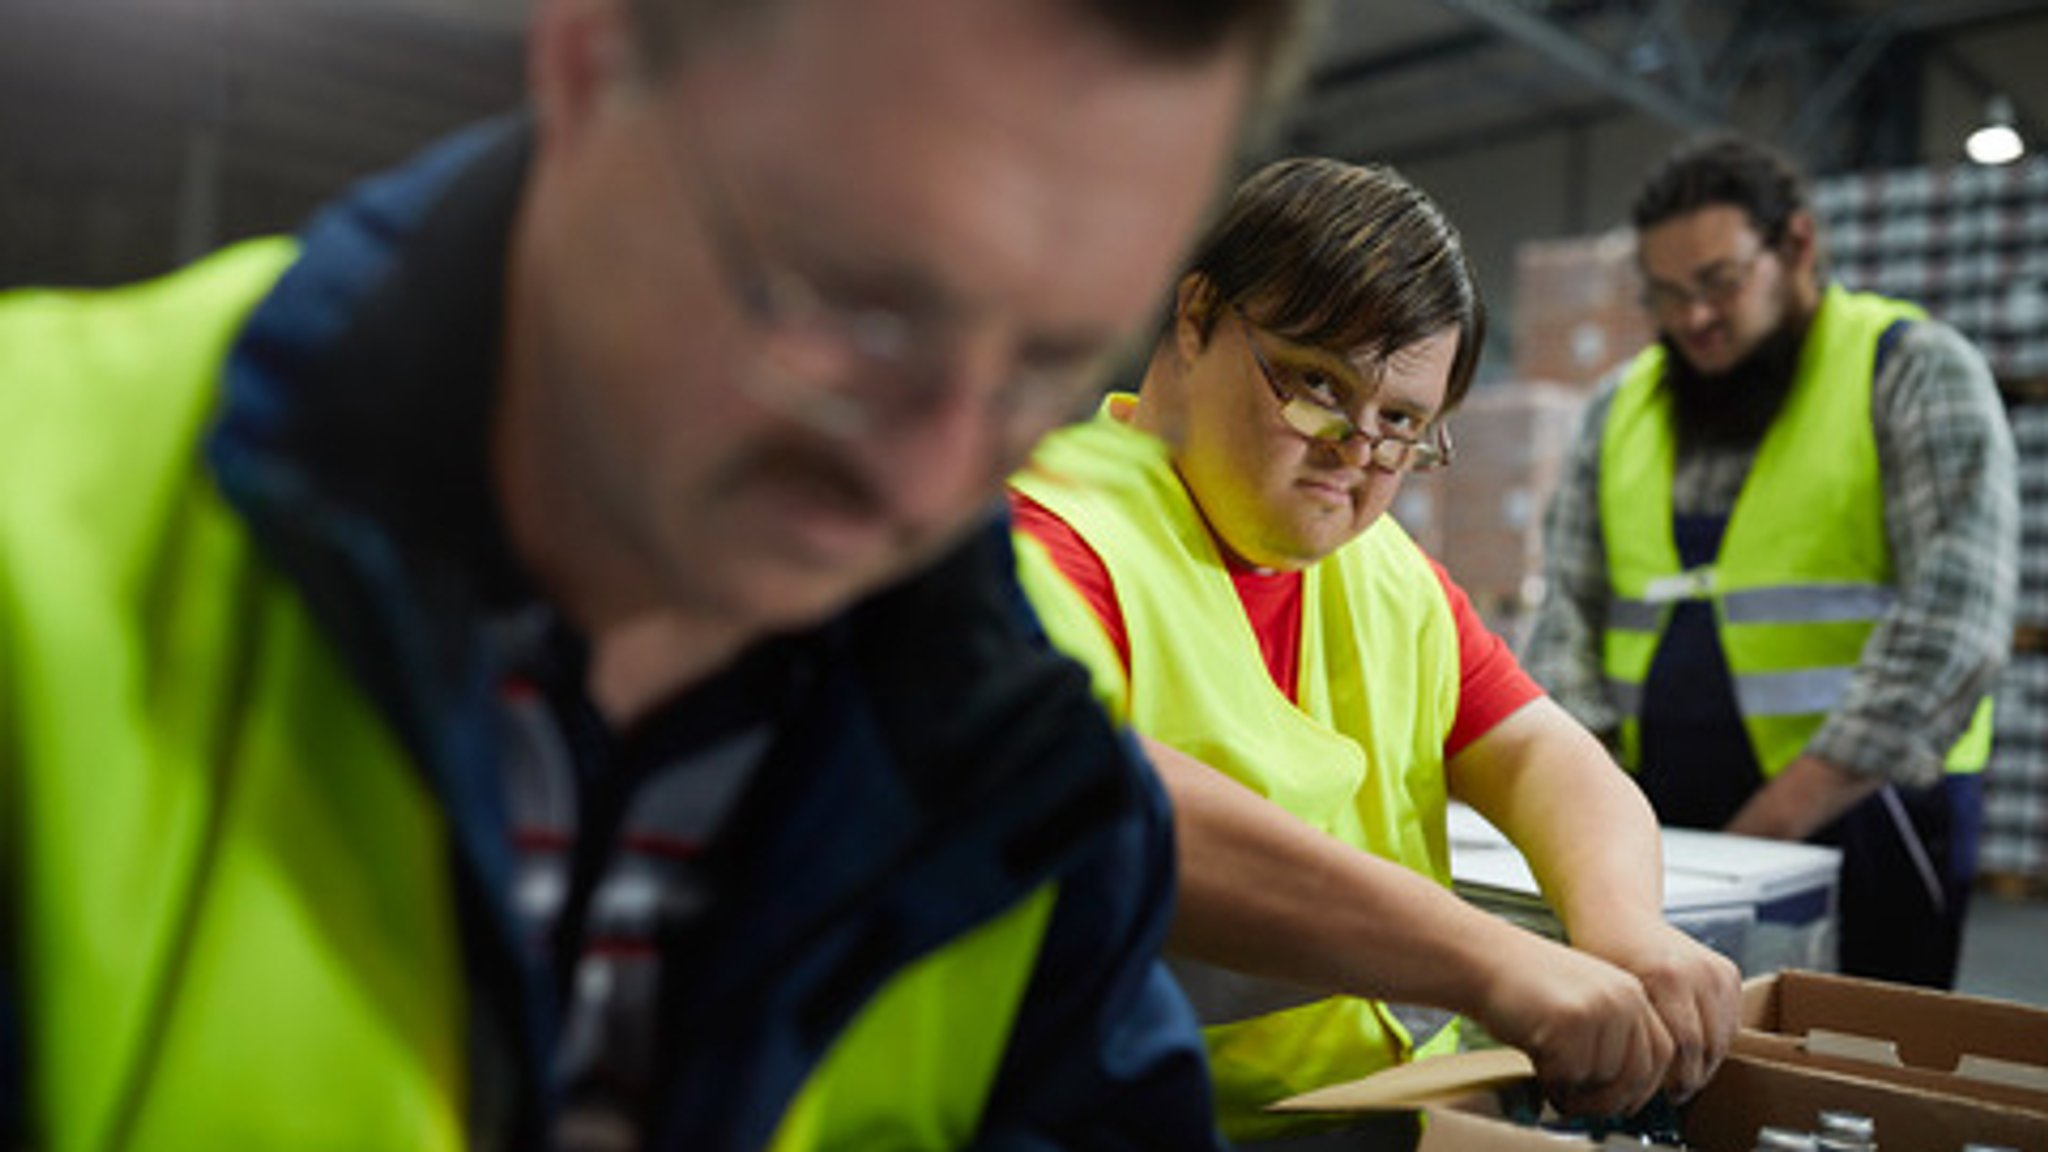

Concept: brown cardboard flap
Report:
left=1269, top=1048, right=1536, bottom=1113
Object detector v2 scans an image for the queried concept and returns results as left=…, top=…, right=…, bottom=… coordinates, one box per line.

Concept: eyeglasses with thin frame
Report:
left=658, top=107, right=1112, bottom=459
left=1232, top=306, right=1452, bottom=473
left=1637, top=248, right=1769, bottom=318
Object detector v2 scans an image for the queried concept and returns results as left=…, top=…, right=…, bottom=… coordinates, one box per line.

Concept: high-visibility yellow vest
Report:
left=1012, top=403, right=1461, bottom=1142
left=766, top=889, right=1055, bottom=1151
left=0, top=240, right=1050, bottom=1152
left=1599, top=285, right=1991, bottom=778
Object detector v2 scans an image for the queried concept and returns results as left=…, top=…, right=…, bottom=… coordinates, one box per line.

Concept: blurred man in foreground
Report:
left=0, top=0, right=1303, bottom=1146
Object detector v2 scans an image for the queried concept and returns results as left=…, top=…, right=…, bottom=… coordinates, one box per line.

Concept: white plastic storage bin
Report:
left=1445, top=803, right=1840, bottom=976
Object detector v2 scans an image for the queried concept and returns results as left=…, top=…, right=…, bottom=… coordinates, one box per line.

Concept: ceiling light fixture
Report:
left=1966, top=95, right=2025, bottom=166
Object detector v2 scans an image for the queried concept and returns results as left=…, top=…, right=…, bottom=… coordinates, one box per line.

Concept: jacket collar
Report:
left=211, top=114, right=534, bottom=628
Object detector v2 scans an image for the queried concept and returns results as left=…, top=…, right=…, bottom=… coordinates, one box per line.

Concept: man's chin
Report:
left=699, top=518, right=978, bottom=639
left=737, top=572, right=877, bottom=636
left=1676, top=341, right=1741, bottom=377
left=724, top=552, right=914, bottom=637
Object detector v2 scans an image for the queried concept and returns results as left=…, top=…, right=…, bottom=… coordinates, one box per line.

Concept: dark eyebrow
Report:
left=790, top=245, right=957, bottom=318
left=773, top=214, right=1132, bottom=366
left=1373, top=345, right=1447, bottom=424
left=1693, top=257, right=1749, bottom=278
left=1647, top=254, right=1752, bottom=289
left=1265, top=333, right=1373, bottom=394
left=747, top=188, right=966, bottom=319
left=1370, top=377, right=1437, bottom=425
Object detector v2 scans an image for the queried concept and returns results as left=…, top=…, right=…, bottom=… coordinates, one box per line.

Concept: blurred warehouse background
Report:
left=5, top=0, right=2048, bottom=977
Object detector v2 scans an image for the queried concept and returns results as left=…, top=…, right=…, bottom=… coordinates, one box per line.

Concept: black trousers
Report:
left=1637, top=515, right=1981, bottom=989
left=1818, top=774, right=1982, bottom=988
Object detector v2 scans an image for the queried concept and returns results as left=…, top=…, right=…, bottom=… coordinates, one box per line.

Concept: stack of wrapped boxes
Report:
left=1989, top=399, right=2048, bottom=893
left=1508, top=227, right=1656, bottom=389
left=1427, top=384, right=1587, bottom=646
left=1389, top=229, right=1647, bottom=646
left=1812, top=159, right=2048, bottom=892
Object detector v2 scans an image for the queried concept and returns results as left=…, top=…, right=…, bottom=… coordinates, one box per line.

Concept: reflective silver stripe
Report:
left=1615, top=584, right=1894, bottom=631
left=1610, top=599, right=1662, bottom=631
left=1606, top=677, right=1642, bottom=716
left=1722, top=584, right=1896, bottom=625
left=1610, top=667, right=1853, bottom=719
left=1164, top=956, right=1323, bottom=1025
left=1732, top=667, right=1855, bottom=717
left=1643, top=566, right=1717, bottom=604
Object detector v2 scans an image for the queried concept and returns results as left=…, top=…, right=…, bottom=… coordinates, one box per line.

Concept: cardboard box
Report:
left=1277, top=1047, right=2048, bottom=1151
left=1433, top=383, right=1587, bottom=639
left=1687, top=1051, right=2048, bottom=1152
left=1416, top=1104, right=1584, bottom=1150
left=1511, top=229, right=1657, bottom=389
left=1736, top=969, right=2048, bottom=1115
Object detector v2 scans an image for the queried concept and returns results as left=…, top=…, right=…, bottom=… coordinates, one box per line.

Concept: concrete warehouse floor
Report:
left=1955, top=890, right=2048, bottom=1009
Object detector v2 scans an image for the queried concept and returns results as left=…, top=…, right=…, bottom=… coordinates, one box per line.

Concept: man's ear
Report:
left=1174, top=273, right=1221, bottom=364
left=530, top=0, right=632, bottom=147
left=1781, top=211, right=1820, bottom=283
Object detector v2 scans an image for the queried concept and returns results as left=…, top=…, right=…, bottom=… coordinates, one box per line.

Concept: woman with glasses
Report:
left=1008, top=158, right=1740, bottom=1144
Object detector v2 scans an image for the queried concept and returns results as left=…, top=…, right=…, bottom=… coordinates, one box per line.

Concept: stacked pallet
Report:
left=1814, top=158, right=2048, bottom=887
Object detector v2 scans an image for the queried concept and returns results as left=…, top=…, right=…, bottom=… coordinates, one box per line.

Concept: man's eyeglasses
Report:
left=1233, top=306, right=1452, bottom=473
left=662, top=114, right=1109, bottom=460
left=1638, top=249, right=1768, bottom=318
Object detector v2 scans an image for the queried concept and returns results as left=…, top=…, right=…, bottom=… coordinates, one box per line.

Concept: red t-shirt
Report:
left=1009, top=491, right=1541, bottom=757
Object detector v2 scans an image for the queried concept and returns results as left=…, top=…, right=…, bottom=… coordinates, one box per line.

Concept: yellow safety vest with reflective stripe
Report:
left=1599, top=285, right=1992, bottom=778
left=1012, top=402, right=1461, bottom=1143
left=0, top=240, right=1050, bottom=1152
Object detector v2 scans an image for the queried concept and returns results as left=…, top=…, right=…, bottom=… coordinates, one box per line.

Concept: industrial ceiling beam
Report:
left=1757, top=0, right=2048, bottom=158
left=1644, top=0, right=1708, bottom=109
left=1749, top=0, right=2048, bottom=56
left=1430, top=0, right=1723, bottom=131
left=1847, top=0, right=2048, bottom=41
left=1307, top=29, right=1496, bottom=97
left=1785, top=14, right=1904, bottom=151
left=1366, top=99, right=1623, bottom=170
left=1705, top=0, right=1801, bottom=106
